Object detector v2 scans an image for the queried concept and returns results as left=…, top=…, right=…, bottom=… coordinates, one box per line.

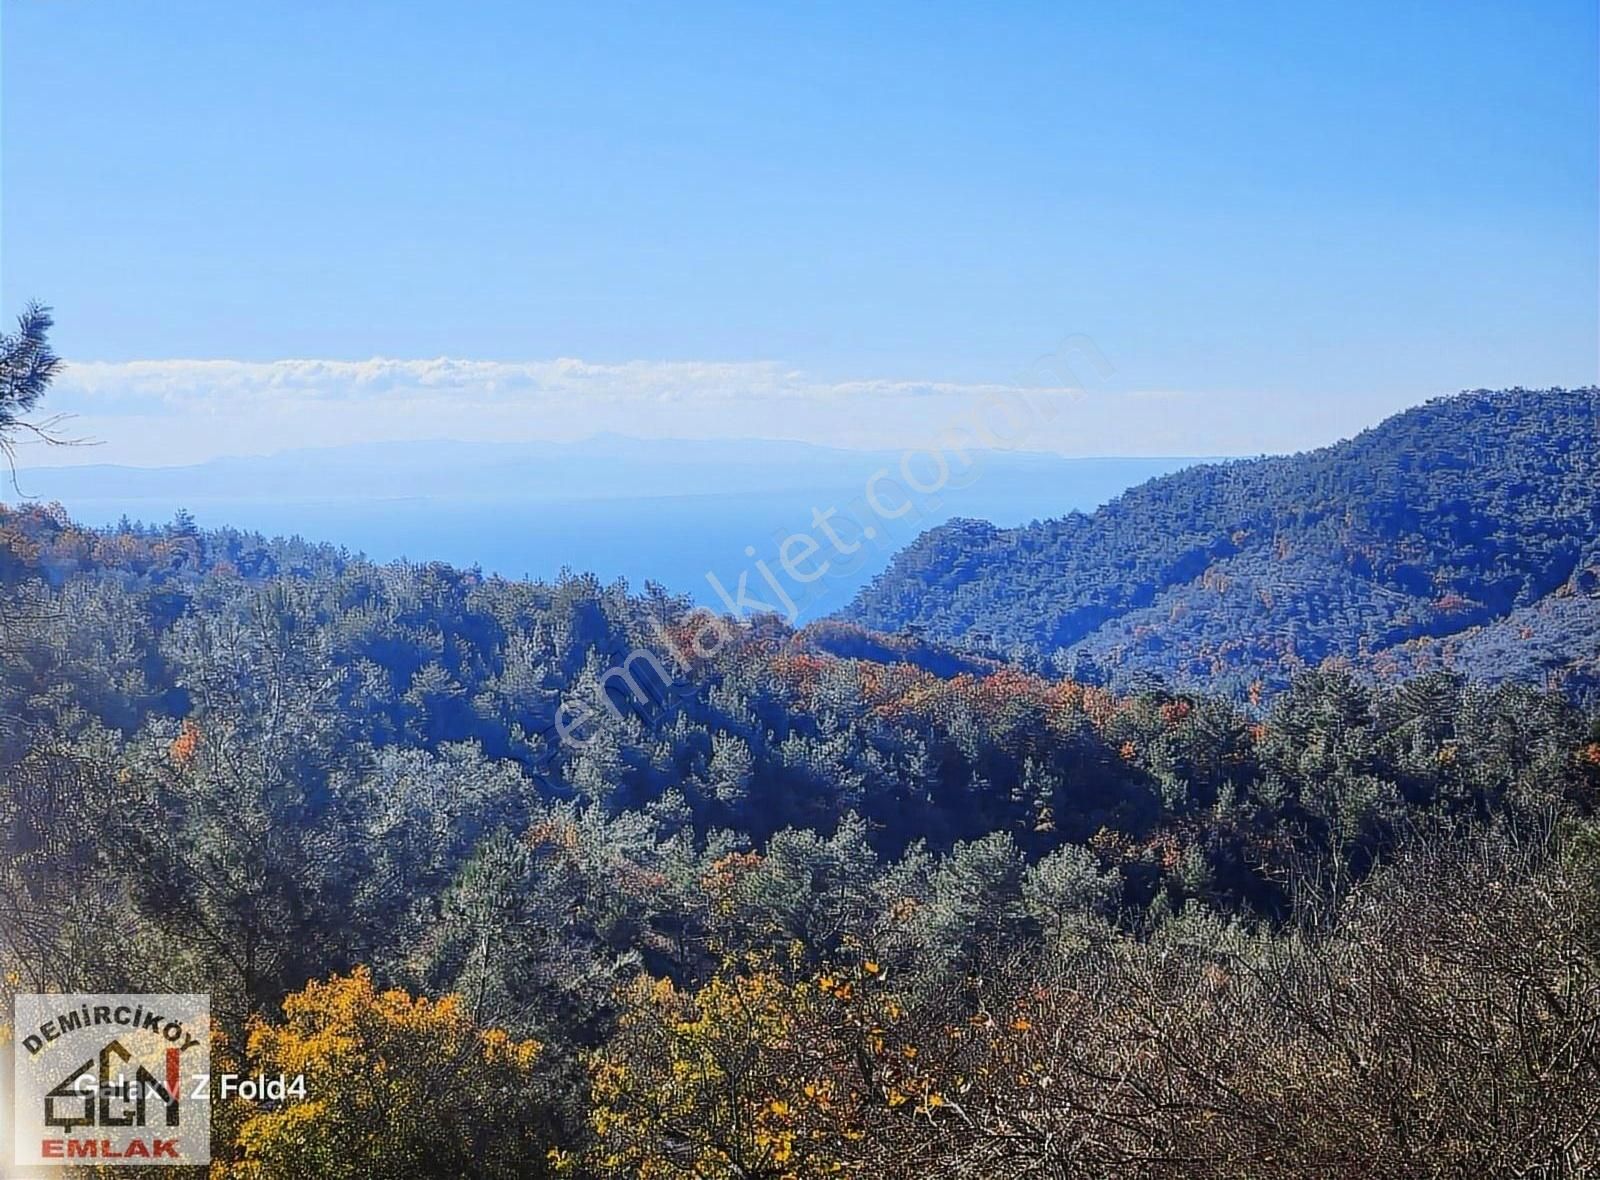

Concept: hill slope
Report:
left=842, top=388, right=1600, bottom=695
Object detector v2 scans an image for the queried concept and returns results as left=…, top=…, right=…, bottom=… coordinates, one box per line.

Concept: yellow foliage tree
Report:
left=214, top=967, right=551, bottom=1180
left=587, top=958, right=948, bottom=1178
left=589, top=966, right=857, bottom=1178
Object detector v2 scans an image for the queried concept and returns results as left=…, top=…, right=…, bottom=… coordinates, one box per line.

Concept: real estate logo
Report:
left=11, top=993, right=210, bottom=1167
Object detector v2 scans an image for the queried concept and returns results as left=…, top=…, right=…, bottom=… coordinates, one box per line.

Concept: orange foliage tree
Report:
left=214, top=967, right=553, bottom=1180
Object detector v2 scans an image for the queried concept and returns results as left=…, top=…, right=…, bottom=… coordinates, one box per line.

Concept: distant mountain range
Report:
left=4, top=436, right=1200, bottom=618
left=8, top=434, right=1196, bottom=503
left=841, top=388, right=1600, bottom=697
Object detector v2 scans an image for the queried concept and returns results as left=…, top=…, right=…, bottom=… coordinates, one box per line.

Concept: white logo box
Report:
left=10, top=994, right=211, bottom=1169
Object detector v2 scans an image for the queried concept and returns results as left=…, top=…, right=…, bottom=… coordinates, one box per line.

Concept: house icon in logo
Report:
left=44, top=1038, right=182, bottom=1134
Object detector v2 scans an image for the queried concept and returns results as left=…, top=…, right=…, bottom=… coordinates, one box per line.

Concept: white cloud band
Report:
left=16, top=355, right=1405, bottom=468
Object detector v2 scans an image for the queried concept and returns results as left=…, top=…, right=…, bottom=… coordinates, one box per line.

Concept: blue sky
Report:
left=2, top=1, right=1596, bottom=463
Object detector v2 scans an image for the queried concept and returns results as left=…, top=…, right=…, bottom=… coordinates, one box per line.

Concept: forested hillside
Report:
left=4, top=309, right=1600, bottom=1178
left=4, top=499, right=1600, bottom=1176
left=845, top=388, right=1600, bottom=698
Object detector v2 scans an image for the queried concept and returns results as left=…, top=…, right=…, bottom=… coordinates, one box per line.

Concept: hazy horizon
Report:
left=2, top=435, right=1202, bottom=614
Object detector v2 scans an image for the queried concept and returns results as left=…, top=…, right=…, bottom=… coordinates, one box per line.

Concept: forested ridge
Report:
left=3, top=315, right=1600, bottom=1176
left=4, top=500, right=1600, bottom=1176
left=845, top=387, right=1600, bottom=698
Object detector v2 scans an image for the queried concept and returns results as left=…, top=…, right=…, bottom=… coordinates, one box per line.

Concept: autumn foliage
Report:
left=214, top=968, right=549, bottom=1180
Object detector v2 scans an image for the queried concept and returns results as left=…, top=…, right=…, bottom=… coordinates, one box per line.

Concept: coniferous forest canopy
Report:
left=847, top=386, right=1600, bottom=698
left=3, top=307, right=1600, bottom=1177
